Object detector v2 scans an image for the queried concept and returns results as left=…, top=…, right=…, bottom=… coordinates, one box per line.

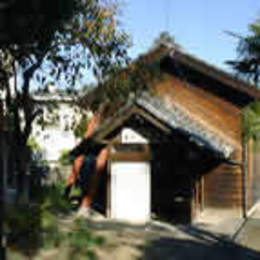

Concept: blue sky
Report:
left=119, top=0, right=260, bottom=71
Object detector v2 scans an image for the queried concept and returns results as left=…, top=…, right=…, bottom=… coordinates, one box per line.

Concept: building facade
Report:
left=73, top=45, right=260, bottom=223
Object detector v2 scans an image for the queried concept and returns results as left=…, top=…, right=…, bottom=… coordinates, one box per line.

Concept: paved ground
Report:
left=7, top=205, right=260, bottom=259
left=235, top=204, right=260, bottom=252
left=90, top=205, right=260, bottom=260
left=57, top=208, right=260, bottom=260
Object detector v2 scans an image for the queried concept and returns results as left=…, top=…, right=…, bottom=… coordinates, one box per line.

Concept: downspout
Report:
left=221, top=148, right=247, bottom=219
left=242, top=136, right=248, bottom=219
left=231, top=136, right=248, bottom=242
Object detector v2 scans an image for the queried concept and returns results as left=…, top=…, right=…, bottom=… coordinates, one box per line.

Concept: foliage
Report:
left=79, top=42, right=170, bottom=110
left=68, top=218, right=106, bottom=260
left=6, top=182, right=106, bottom=258
left=39, top=184, right=69, bottom=249
left=226, top=17, right=260, bottom=141
left=28, top=136, right=50, bottom=184
left=34, top=99, right=61, bottom=130
left=242, top=101, right=260, bottom=141
left=6, top=183, right=69, bottom=250
left=58, top=149, right=74, bottom=166
left=74, top=114, right=90, bottom=138
left=5, top=204, right=42, bottom=255
left=40, top=182, right=72, bottom=214
left=0, top=0, right=130, bottom=199
left=226, top=18, right=260, bottom=87
left=27, top=136, right=42, bottom=152
left=1, top=0, right=130, bottom=144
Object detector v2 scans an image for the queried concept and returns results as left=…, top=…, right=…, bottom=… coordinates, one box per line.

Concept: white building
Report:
left=1, top=82, right=91, bottom=162
left=31, top=85, right=90, bottom=162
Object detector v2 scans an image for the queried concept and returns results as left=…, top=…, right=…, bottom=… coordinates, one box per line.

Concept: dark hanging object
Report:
left=70, top=137, right=106, bottom=158
left=0, top=0, right=74, bottom=44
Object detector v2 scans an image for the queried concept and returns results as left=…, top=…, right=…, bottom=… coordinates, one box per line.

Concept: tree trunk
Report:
left=0, top=131, right=6, bottom=259
left=15, top=143, right=31, bottom=203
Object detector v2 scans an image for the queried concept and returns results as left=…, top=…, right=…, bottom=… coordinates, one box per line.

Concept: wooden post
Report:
left=106, top=150, right=111, bottom=218
left=200, top=176, right=205, bottom=213
left=195, top=179, right=199, bottom=218
left=242, top=137, right=248, bottom=219
left=247, top=139, right=253, bottom=210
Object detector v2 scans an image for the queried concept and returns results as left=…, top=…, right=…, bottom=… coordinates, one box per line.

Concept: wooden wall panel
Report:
left=245, top=140, right=260, bottom=212
left=204, top=162, right=242, bottom=210
left=251, top=142, right=260, bottom=207
left=155, top=77, right=244, bottom=218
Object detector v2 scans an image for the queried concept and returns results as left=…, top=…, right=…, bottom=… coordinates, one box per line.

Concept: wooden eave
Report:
left=92, top=103, right=172, bottom=143
left=172, top=50, right=260, bottom=100
left=79, top=45, right=260, bottom=112
left=82, top=92, right=236, bottom=159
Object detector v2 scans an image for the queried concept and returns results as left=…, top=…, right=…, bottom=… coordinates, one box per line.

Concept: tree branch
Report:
left=22, top=108, right=43, bottom=144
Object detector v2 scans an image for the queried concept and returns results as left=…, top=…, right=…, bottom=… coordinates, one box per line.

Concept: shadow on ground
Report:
left=141, top=224, right=260, bottom=260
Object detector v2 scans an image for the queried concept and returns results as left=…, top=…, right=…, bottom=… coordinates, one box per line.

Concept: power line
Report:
left=164, top=0, right=171, bottom=31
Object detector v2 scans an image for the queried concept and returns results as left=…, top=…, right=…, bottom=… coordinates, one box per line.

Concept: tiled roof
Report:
left=89, top=91, right=234, bottom=159
left=136, top=92, right=234, bottom=158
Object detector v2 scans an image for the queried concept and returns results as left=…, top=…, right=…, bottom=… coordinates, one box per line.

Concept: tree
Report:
left=225, top=18, right=260, bottom=144
left=226, top=18, right=260, bottom=87
left=242, top=101, right=260, bottom=141
left=0, top=0, right=130, bottom=200
left=78, top=33, right=177, bottom=111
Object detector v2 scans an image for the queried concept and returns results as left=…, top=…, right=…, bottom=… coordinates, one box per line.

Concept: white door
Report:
left=111, top=162, right=150, bottom=223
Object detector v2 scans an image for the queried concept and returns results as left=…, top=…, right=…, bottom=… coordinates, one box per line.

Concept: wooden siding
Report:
left=204, top=162, right=242, bottom=209
left=252, top=145, right=260, bottom=206
left=247, top=141, right=260, bottom=210
left=80, top=48, right=257, bottom=222
left=153, top=75, right=242, bottom=150
left=154, top=76, right=244, bottom=220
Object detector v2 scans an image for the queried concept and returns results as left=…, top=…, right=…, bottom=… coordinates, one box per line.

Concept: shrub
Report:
left=58, top=149, right=73, bottom=166
left=68, top=218, right=106, bottom=260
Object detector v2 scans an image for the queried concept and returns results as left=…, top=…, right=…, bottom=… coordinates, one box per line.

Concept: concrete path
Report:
left=53, top=206, right=260, bottom=259
left=7, top=205, right=260, bottom=259
left=234, top=204, right=260, bottom=253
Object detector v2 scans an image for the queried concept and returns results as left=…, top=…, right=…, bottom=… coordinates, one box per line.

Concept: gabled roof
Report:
left=74, top=45, right=259, bottom=159
left=136, top=93, right=234, bottom=158
left=88, top=92, right=235, bottom=159
left=172, top=49, right=260, bottom=100
left=80, top=45, right=260, bottom=111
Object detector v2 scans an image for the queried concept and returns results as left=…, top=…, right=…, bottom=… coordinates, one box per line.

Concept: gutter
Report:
left=221, top=159, right=242, bottom=166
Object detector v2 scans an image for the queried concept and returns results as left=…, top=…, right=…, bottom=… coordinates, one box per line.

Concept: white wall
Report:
left=110, top=162, right=151, bottom=223
left=31, top=99, right=89, bottom=162
left=32, top=128, right=77, bottom=161
left=121, top=128, right=148, bottom=144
